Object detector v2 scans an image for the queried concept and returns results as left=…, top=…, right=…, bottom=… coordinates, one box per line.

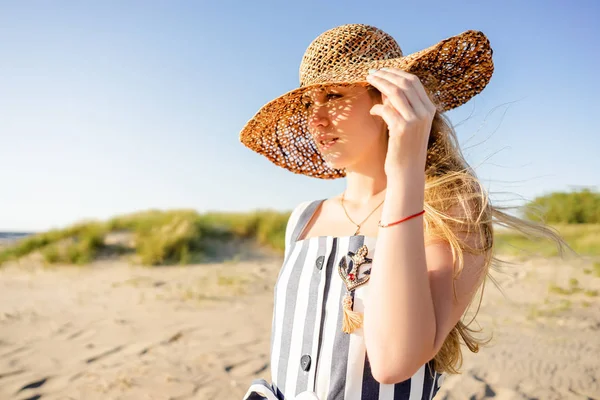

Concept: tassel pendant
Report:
left=342, top=292, right=363, bottom=333
left=338, top=244, right=373, bottom=334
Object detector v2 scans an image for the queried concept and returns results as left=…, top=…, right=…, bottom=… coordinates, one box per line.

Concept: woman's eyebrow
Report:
left=328, top=86, right=345, bottom=92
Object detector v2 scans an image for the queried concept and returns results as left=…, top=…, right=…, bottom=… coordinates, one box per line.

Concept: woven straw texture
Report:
left=240, top=24, right=494, bottom=179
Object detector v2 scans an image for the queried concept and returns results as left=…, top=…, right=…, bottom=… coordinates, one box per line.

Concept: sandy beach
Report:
left=1, top=244, right=599, bottom=400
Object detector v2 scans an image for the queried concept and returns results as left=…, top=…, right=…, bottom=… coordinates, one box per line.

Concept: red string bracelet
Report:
left=377, top=209, right=425, bottom=228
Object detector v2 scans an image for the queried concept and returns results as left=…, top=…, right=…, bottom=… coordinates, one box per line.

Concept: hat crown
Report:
left=299, top=24, right=404, bottom=87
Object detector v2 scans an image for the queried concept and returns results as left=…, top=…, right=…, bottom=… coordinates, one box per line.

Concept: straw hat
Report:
left=239, top=24, right=494, bottom=179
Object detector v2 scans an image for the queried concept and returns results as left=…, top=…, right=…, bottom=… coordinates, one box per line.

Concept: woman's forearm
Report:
left=363, top=170, right=436, bottom=383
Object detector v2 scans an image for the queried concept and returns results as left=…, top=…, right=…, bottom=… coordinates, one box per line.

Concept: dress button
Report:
left=315, top=256, right=325, bottom=270
left=300, top=354, right=311, bottom=371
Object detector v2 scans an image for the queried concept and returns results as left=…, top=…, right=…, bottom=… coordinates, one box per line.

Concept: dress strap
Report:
left=290, top=199, right=326, bottom=244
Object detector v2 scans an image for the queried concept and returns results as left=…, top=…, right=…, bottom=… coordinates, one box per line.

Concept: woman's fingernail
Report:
left=368, top=69, right=378, bottom=75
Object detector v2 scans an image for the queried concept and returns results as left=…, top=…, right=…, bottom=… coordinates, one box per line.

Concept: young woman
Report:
left=239, top=24, right=562, bottom=400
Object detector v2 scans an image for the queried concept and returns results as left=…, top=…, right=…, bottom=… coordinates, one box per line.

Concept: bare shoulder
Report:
left=318, top=194, right=342, bottom=216
left=295, top=194, right=344, bottom=240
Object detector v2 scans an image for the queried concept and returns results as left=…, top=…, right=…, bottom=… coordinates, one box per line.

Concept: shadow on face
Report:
left=302, top=84, right=387, bottom=170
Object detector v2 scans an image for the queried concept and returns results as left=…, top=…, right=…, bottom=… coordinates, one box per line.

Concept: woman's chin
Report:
left=323, top=156, right=350, bottom=171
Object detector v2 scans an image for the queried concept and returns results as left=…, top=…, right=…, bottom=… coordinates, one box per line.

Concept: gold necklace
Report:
left=340, top=191, right=385, bottom=235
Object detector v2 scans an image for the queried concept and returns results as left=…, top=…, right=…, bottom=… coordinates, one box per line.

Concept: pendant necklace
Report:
left=337, top=191, right=385, bottom=333
left=340, top=191, right=385, bottom=235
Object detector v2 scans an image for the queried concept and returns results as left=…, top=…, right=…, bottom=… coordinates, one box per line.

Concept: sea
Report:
left=0, top=232, right=34, bottom=247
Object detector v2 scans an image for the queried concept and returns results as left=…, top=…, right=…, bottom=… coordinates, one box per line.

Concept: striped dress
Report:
left=243, top=199, right=445, bottom=400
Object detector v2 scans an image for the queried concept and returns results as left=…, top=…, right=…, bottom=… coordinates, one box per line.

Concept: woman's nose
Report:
left=308, top=106, right=329, bottom=130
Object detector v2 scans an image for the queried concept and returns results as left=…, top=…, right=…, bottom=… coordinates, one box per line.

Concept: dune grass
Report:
left=0, top=208, right=289, bottom=267
left=0, top=222, right=108, bottom=266
left=493, top=224, right=600, bottom=258
left=583, top=262, right=600, bottom=277
left=2, top=208, right=599, bottom=267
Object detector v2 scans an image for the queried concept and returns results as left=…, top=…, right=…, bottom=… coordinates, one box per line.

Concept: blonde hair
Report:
left=428, top=112, right=572, bottom=374
left=368, top=86, right=568, bottom=374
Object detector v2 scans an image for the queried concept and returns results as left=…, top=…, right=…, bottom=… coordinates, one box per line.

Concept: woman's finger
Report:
left=372, top=69, right=430, bottom=118
left=381, top=68, right=437, bottom=114
left=366, top=74, right=414, bottom=121
left=369, top=103, right=403, bottom=133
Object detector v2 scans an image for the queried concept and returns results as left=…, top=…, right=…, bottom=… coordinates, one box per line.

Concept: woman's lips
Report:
left=319, top=137, right=339, bottom=150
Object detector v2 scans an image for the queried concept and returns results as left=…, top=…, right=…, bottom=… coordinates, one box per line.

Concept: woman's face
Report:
left=302, top=84, right=387, bottom=171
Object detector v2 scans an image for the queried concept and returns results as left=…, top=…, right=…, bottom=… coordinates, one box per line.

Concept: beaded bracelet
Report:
left=378, top=210, right=425, bottom=228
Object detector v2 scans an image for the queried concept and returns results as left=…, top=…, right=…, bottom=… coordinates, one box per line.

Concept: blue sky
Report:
left=1, top=0, right=598, bottom=232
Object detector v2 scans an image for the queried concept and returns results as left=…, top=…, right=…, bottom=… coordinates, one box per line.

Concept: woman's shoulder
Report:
left=290, top=197, right=327, bottom=213
left=288, top=195, right=343, bottom=225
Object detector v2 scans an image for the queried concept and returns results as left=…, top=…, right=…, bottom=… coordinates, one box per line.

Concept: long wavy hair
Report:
left=367, top=85, right=568, bottom=375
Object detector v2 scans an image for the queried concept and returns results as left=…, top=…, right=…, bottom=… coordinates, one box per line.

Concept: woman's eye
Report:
left=302, top=93, right=341, bottom=109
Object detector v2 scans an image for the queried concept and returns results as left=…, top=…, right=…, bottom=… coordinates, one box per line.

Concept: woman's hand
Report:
left=366, top=68, right=436, bottom=177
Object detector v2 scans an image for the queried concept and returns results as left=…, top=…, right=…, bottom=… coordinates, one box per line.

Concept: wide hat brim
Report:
left=240, top=29, right=494, bottom=180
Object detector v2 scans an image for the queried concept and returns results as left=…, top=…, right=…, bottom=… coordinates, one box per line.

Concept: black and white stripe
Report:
left=243, top=199, right=444, bottom=400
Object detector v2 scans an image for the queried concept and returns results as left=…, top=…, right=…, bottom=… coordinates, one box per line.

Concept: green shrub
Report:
left=523, top=189, right=600, bottom=224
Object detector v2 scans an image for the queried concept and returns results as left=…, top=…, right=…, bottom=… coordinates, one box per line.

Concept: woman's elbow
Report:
left=367, top=343, right=432, bottom=385
left=369, top=358, right=419, bottom=385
